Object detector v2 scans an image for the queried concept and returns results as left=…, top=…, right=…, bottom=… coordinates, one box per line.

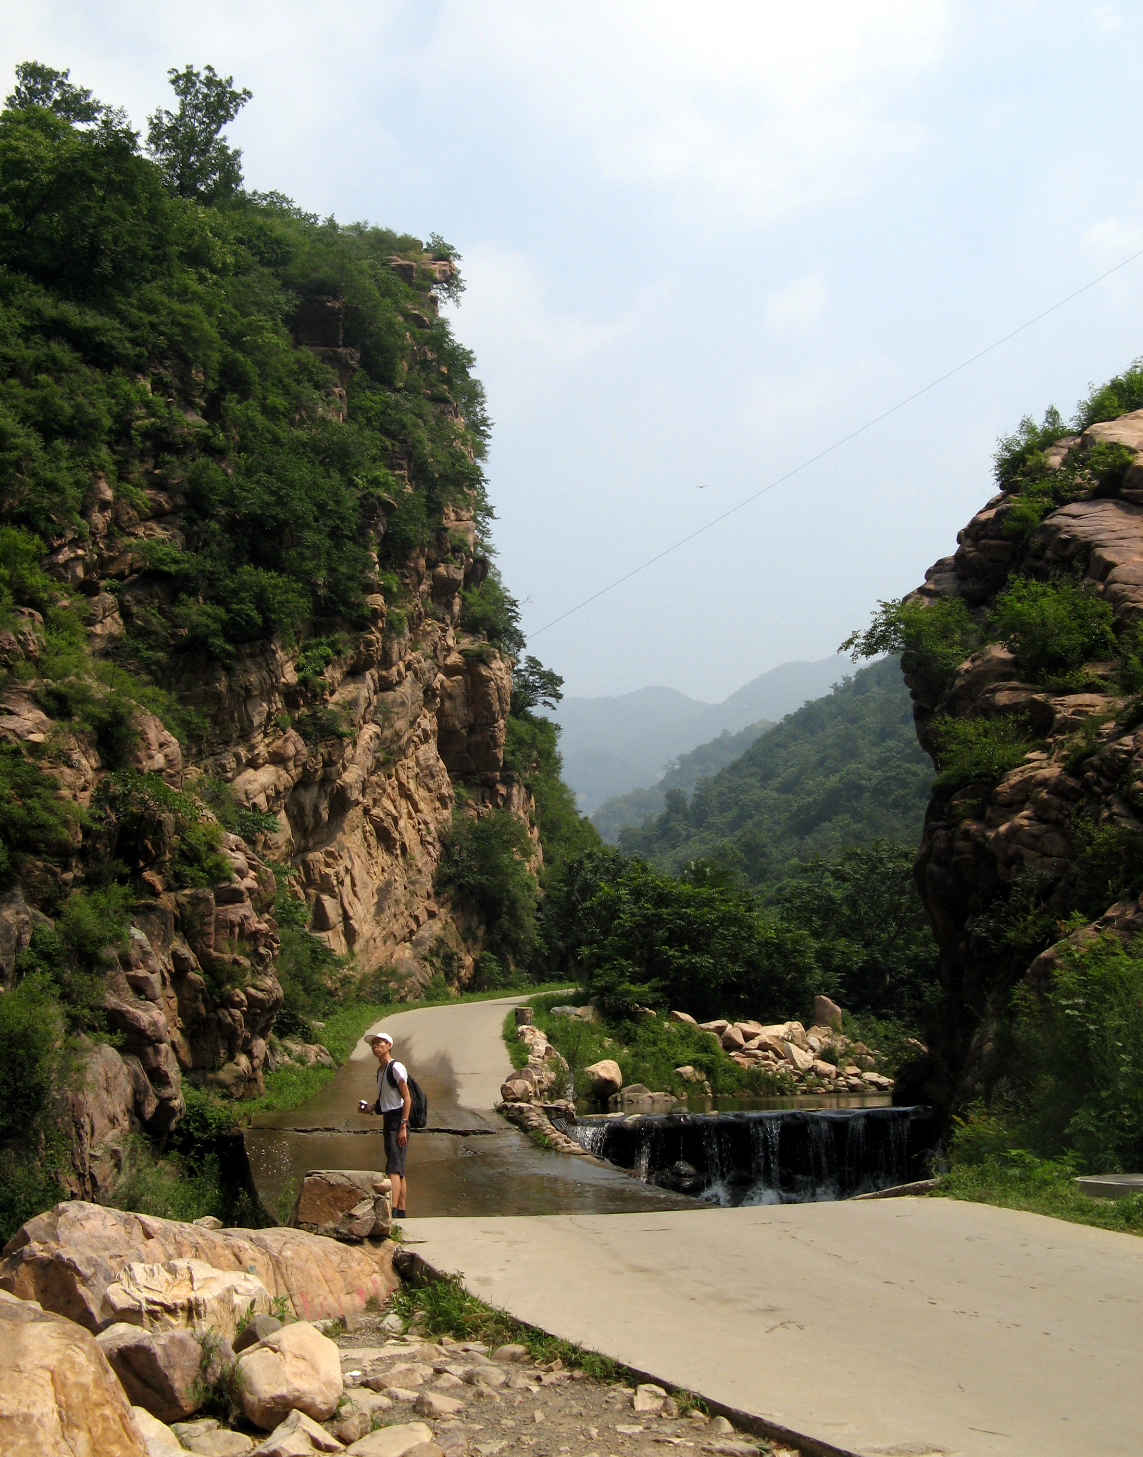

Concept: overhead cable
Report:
left=530, top=246, right=1143, bottom=639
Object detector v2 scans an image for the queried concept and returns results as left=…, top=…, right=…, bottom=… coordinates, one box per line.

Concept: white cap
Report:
left=369, top=1031, right=393, bottom=1046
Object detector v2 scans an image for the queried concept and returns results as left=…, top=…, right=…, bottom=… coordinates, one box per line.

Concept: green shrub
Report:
left=503, top=712, right=600, bottom=872
left=15, top=888, right=129, bottom=1029
left=842, top=597, right=980, bottom=703
left=1014, top=934, right=1143, bottom=1172
left=989, top=576, right=1115, bottom=688
left=539, top=849, right=814, bottom=1021
left=0, top=743, right=77, bottom=888
left=436, top=810, right=538, bottom=966
left=929, top=715, right=1033, bottom=794
left=774, top=840, right=939, bottom=1024
left=97, top=772, right=232, bottom=889
left=992, top=407, right=1070, bottom=490
left=1075, top=358, right=1143, bottom=430
left=459, top=570, right=524, bottom=656
left=0, top=973, right=61, bottom=1142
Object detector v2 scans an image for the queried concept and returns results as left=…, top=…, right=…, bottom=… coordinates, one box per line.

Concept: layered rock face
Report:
left=901, top=407, right=1143, bottom=1106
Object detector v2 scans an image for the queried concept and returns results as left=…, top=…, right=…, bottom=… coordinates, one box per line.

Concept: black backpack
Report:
left=375, top=1060, right=429, bottom=1130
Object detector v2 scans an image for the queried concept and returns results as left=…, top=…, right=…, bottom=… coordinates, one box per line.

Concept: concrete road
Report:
left=246, top=994, right=687, bottom=1217
left=403, top=1198, right=1143, bottom=1457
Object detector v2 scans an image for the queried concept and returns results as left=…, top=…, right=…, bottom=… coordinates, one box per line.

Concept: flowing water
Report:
left=557, top=1105, right=936, bottom=1205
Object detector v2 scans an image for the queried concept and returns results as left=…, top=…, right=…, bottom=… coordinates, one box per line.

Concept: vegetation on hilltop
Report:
left=590, top=718, right=772, bottom=844
left=617, top=658, right=930, bottom=886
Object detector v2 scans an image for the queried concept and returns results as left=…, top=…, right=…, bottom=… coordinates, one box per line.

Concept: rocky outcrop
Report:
left=0, top=1203, right=399, bottom=1332
left=901, top=405, right=1143, bottom=1108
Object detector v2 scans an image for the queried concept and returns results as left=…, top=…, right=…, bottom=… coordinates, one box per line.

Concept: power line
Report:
left=530, top=246, right=1143, bottom=639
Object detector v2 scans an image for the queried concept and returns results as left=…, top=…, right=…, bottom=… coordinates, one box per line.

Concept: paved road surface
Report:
left=246, top=994, right=686, bottom=1217
left=404, top=1198, right=1143, bottom=1457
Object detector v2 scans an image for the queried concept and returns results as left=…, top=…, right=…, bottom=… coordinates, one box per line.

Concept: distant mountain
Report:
left=591, top=719, right=772, bottom=843
left=617, top=657, right=930, bottom=885
left=552, top=656, right=846, bottom=812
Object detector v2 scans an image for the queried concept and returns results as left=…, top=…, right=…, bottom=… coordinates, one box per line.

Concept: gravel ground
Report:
left=329, top=1311, right=801, bottom=1457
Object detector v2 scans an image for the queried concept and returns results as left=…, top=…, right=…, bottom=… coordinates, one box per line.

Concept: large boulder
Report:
left=581, top=1059, right=622, bottom=1098
left=236, top=1321, right=343, bottom=1429
left=0, top=1291, right=148, bottom=1456
left=292, top=1170, right=391, bottom=1242
left=131, top=1407, right=184, bottom=1457
left=0, top=1203, right=399, bottom=1332
left=813, top=995, right=843, bottom=1031
left=102, top=1258, right=272, bottom=1342
left=97, top=1321, right=205, bottom=1423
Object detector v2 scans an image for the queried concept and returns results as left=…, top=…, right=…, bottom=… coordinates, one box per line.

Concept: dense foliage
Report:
left=617, top=658, right=931, bottom=886
left=590, top=719, right=771, bottom=844
left=0, top=62, right=490, bottom=671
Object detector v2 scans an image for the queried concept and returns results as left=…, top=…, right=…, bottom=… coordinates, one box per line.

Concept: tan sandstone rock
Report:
left=237, top=1321, right=343, bottom=1429
left=813, top=995, right=843, bottom=1031
left=0, top=1203, right=398, bottom=1332
left=102, top=1258, right=272, bottom=1341
left=345, top=1423, right=434, bottom=1457
left=131, top=1405, right=185, bottom=1457
left=97, top=1321, right=206, bottom=1423
left=0, top=1292, right=148, bottom=1457
left=251, top=1407, right=345, bottom=1456
left=582, top=1059, right=623, bottom=1097
left=292, top=1169, right=392, bottom=1242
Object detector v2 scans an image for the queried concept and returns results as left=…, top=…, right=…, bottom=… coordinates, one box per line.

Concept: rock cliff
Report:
left=894, top=401, right=1143, bottom=1112
left=0, top=239, right=532, bottom=1194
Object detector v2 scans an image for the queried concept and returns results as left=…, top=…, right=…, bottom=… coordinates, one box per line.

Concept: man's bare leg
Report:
left=390, top=1173, right=406, bottom=1214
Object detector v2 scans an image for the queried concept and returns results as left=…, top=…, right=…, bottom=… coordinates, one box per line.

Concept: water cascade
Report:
left=556, top=1106, right=935, bottom=1205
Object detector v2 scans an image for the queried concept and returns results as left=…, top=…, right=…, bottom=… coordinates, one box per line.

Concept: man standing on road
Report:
left=367, top=1032, right=411, bottom=1218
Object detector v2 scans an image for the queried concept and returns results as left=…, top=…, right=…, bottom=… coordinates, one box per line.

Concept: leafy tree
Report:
left=511, top=655, right=563, bottom=716
left=459, top=570, right=525, bottom=656
left=539, top=849, right=815, bottom=1021
left=774, top=841, right=939, bottom=1022
left=436, top=810, right=539, bottom=966
left=5, top=61, right=113, bottom=126
left=146, top=64, right=251, bottom=201
left=843, top=597, right=981, bottom=704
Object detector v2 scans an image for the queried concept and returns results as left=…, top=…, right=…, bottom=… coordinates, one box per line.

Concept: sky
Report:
left=3, top=2, right=1142, bottom=700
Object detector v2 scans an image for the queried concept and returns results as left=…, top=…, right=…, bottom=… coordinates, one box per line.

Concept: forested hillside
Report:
left=590, top=717, right=771, bottom=843
left=617, top=657, right=930, bottom=885
left=0, top=61, right=590, bottom=1236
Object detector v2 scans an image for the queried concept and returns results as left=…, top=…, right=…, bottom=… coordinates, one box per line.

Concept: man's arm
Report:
left=397, top=1077, right=411, bottom=1146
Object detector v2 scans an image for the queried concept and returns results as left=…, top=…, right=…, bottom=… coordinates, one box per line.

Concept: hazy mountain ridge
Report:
left=617, top=656, right=930, bottom=884
left=591, top=719, right=772, bottom=843
left=554, top=657, right=845, bottom=812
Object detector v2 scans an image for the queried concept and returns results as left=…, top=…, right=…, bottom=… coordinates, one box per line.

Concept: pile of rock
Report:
left=0, top=1201, right=404, bottom=1456
left=674, top=996, right=893, bottom=1094
left=498, top=1011, right=569, bottom=1106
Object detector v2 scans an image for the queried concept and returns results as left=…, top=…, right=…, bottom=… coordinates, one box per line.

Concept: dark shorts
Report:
left=383, top=1110, right=407, bottom=1177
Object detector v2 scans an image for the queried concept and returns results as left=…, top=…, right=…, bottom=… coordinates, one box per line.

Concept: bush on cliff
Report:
left=436, top=809, right=539, bottom=968
left=990, top=576, right=1116, bottom=689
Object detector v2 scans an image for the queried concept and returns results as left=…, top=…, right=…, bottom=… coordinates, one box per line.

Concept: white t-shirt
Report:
left=376, top=1059, right=409, bottom=1114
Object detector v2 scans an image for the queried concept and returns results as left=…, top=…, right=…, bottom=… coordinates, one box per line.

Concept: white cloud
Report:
left=1080, top=215, right=1143, bottom=259
left=1091, top=4, right=1122, bottom=35
left=445, top=245, right=642, bottom=420
left=765, top=273, right=829, bottom=335
left=422, top=0, right=948, bottom=228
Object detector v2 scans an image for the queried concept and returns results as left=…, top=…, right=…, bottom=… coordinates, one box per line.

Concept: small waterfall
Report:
left=573, top=1106, right=935, bottom=1204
